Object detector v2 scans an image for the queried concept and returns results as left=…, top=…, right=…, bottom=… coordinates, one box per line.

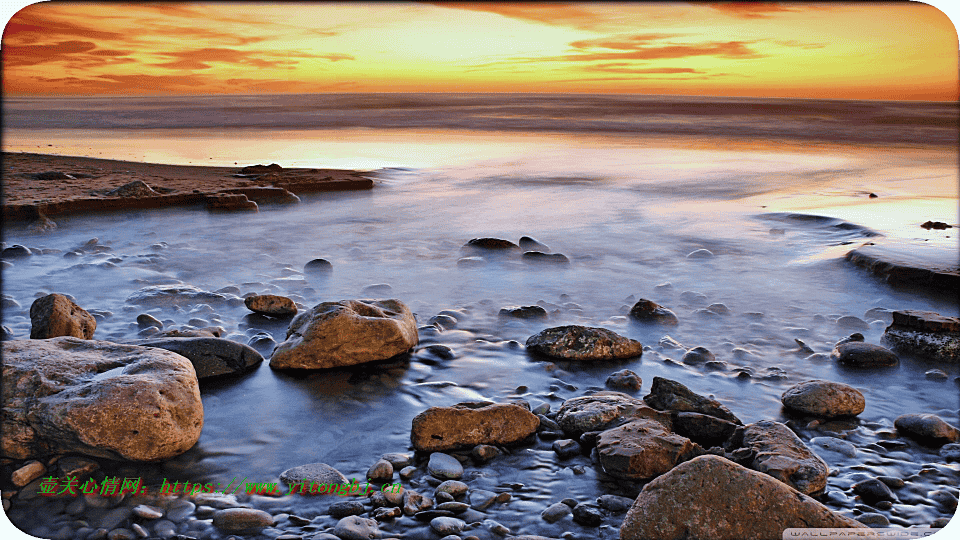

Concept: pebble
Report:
left=428, top=452, right=464, bottom=479
left=431, top=516, right=466, bottom=535
left=552, top=439, right=582, bottom=459
left=107, top=529, right=136, bottom=540
left=399, top=466, right=417, bottom=479
left=687, top=248, right=714, bottom=259
left=11, top=461, right=46, bottom=487
left=940, top=443, right=960, bottom=462
left=212, top=508, right=274, bottom=534
left=329, top=501, right=365, bottom=518
left=925, top=369, right=949, bottom=381
left=436, top=480, right=469, bottom=498
left=132, top=504, right=163, bottom=520
left=571, top=503, right=603, bottom=526
left=857, top=513, right=890, bottom=527
left=681, top=346, right=715, bottom=365
left=303, top=258, right=333, bottom=275
left=333, top=515, right=380, bottom=540
left=437, top=502, right=470, bottom=514
left=542, top=502, right=571, bottom=523
left=605, top=369, right=641, bottom=391
left=852, top=479, right=897, bottom=503
left=367, top=459, right=394, bottom=482
left=468, top=489, right=498, bottom=511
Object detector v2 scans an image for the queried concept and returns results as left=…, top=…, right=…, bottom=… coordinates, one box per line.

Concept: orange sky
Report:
left=2, top=2, right=957, bottom=100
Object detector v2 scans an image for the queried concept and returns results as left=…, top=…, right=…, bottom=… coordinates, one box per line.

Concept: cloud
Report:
left=544, top=40, right=766, bottom=62
left=149, top=48, right=354, bottom=71
left=430, top=2, right=616, bottom=31
left=582, top=63, right=705, bottom=75
left=569, top=34, right=687, bottom=50
left=707, top=2, right=807, bottom=18
left=2, top=41, right=100, bottom=66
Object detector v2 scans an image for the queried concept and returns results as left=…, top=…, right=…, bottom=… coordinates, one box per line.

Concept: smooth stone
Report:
left=411, top=402, right=539, bottom=452
left=278, top=463, right=349, bottom=487
left=680, top=346, right=715, bottom=365
left=436, top=502, right=469, bottom=514
left=131, top=337, right=263, bottom=379
left=367, top=459, right=394, bottom=482
left=686, top=248, right=714, bottom=259
left=809, top=437, right=858, bottom=458
left=136, top=314, right=163, bottom=330
left=939, top=443, right=960, bottom=461
left=428, top=453, right=464, bottom=480
left=781, top=380, right=866, bottom=418
left=469, top=489, right=498, bottom=511
left=30, top=293, right=97, bottom=339
left=244, top=294, right=297, bottom=317
left=596, top=419, right=702, bottom=480
left=857, top=513, right=890, bottom=527
left=597, top=494, right=635, bottom=514
left=852, top=479, right=897, bottom=503
left=521, top=251, right=570, bottom=265
left=126, top=285, right=228, bottom=307
left=332, top=515, right=380, bottom=540
left=329, top=501, right=366, bottom=518
left=525, top=325, right=643, bottom=361
left=212, top=508, right=273, bottom=534
left=837, top=315, right=870, bottom=331
left=628, top=299, right=679, bottom=326
left=572, top=504, right=603, bottom=526
left=643, top=377, right=741, bottom=424
left=132, top=504, right=163, bottom=520
left=519, top=236, right=550, bottom=252
left=556, top=392, right=672, bottom=437
left=926, top=369, right=949, bottom=381
left=605, top=369, right=641, bottom=391
left=499, top=305, right=548, bottom=320
left=894, top=413, right=960, bottom=443
left=541, top=502, right=571, bottom=523
left=552, top=439, right=582, bottom=459
left=435, top=480, right=469, bottom=498
left=303, top=258, right=333, bottom=275
left=742, top=420, right=829, bottom=495
left=461, top=238, right=520, bottom=254
left=670, top=411, right=738, bottom=447
left=430, top=516, right=466, bottom=535
left=830, top=342, right=898, bottom=367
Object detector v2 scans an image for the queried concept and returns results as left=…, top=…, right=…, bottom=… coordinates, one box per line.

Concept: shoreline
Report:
left=1, top=152, right=375, bottom=223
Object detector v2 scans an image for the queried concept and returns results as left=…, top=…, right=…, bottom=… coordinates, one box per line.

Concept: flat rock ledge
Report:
left=845, top=242, right=959, bottom=292
left=270, top=299, right=418, bottom=370
left=525, top=325, right=643, bottom=361
left=619, top=455, right=865, bottom=540
left=411, top=402, right=540, bottom=452
left=1, top=338, right=203, bottom=462
left=882, top=310, right=960, bottom=363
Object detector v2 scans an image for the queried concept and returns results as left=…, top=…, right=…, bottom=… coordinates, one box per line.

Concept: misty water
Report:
left=2, top=94, right=959, bottom=537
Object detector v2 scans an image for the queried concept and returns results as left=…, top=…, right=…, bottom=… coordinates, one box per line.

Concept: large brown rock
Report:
left=29, top=293, right=96, bottom=339
left=620, top=455, right=865, bottom=540
left=596, top=419, right=702, bottom=480
left=555, top=392, right=671, bottom=437
left=411, top=402, right=539, bottom=452
left=883, top=310, right=960, bottom=363
left=525, top=325, right=643, bottom=361
left=2, top=338, right=203, bottom=462
left=270, top=299, right=418, bottom=369
left=894, top=413, right=960, bottom=443
left=244, top=294, right=297, bottom=317
left=741, top=420, right=828, bottom=495
left=780, top=380, right=865, bottom=418
left=643, top=377, right=741, bottom=424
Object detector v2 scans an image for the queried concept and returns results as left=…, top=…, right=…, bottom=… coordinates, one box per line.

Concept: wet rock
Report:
left=831, top=342, right=898, bottom=367
left=572, top=504, right=603, bottom=526
left=247, top=333, right=277, bottom=356
left=643, top=377, right=741, bottom=424
left=619, top=455, right=864, bottom=540
left=552, top=439, right=581, bottom=459
left=837, top=315, right=870, bottom=331
left=525, top=325, right=643, bottom=361
left=435, top=480, right=468, bottom=498
left=270, top=299, right=417, bottom=369
left=680, top=346, right=715, bottom=365
left=303, top=258, right=334, bottom=275
left=605, top=369, right=641, bottom=391
left=206, top=193, right=258, bottom=212
left=882, top=310, right=960, bottom=362
left=430, top=516, right=466, bottom=535
left=2, top=244, right=32, bottom=258
left=240, top=163, right=282, bottom=174
left=894, top=413, right=960, bottom=443
left=940, top=443, right=960, bottom=461
left=852, top=479, right=896, bottom=503
left=332, top=515, right=380, bottom=540
left=519, top=236, right=550, bottom=252
left=279, top=463, right=349, bottom=487
left=244, top=294, right=297, bottom=317
left=781, top=380, right=865, bottom=418
left=136, top=314, right=163, bottom=330
left=522, top=251, right=570, bottom=265
left=921, top=221, right=952, bottom=230
left=809, top=437, right=857, bottom=459
left=469, top=489, right=498, bottom=511
left=132, top=504, right=163, bottom=520
left=127, top=285, right=227, bottom=308
left=428, top=453, right=463, bottom=480
left=926, top=369, right=949, bottom=381
left=596, top=419, right=702, bottom=480
left=597, top=494, right=634, bottom=514
left=106, top=180, right=158, bottom=198
left=367, top=459, right=393, bottom=483
left=857, top=513, right=890, bottom=527
left=429, top=314, right=458, bottom=329
left=402, top=490, right=434, bottom=516
left=362, top=283, right=393, bottom=296
left=411, top=402, right=539, bottom=452
left=132, top=337, right=262, bottom=379
left=556, top=392, right=671, bottom=437
left=670, top=412, right=738, bottom=447
left=2, top=338, right=202, bottom=461
left=628, top=299, right=679, bottom=326
left=212, top=508, right=273, bottom=534
left=686, top=248, right=714, bottom=259
left=471, top=444, right=500, bottom=463
left=11, top=460, right=45, bottom=487
left=457, top=256, right=486, bottom=267
left=30, top=293, right=96, bottom=339
left=541, top=502, right=570, bottom=523
left=742, top=420, right=829, bottom=495
left=461, top=238, right=520, bottom=255
left=219, top=186, right=300, bottom=205
left=835, top=333, right=865, bottom=347
left=329, top=501, right=365, bottom=518
left=499, top=305, right=548, bottom=320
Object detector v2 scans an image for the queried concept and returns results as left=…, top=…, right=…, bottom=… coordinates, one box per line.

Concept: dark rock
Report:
left=244, top=294, right=297, bottom=317
left=781, top=380, right=865, bottom=418
left=894, top=413, right=960, bottom=443
left=742, top=420, right=829, bottom=495
left=830, top=342, right=898, bottom=367
left=136, top=314, right=163, bottom=330
left=206, top=193, right=258, bottom=212
left=835, top=333, right=865, bottom=347
left=628, top=299, right=679, bottom=326
left=462, top=238, right=519, bottom=252
left=519, top=236, right=550, bottom=252
left=106, top=181, right=158, bottom=198
left=328, top=501, right=365, bottom=518
left=837, top=316, right=870, bottom=331
left=133, top=337, right=263, bottom=379
left=279, top=463, right=348, bottom=488
left=34, top=171, right=75, bottom=180
left=680, top=346, right=715, bottom=365
left=303, top=258, right=334, bottom=275
left=332, top=515, right=380, bottom=540
left=571, top=504, right=603, bottom=526
left=525, top=325, right=643, bottom=361
left=596, top=419, right=702, bottom=480
left=30, top=293, right=96, bottom=339
left=126, top=285, right=228, bottom=308
left=671, top=412, right=738, bottom=447
left=686, top=248, right=714, bottom=259
left=552, top=439, right=582, bottom=459
left=522, top=251, right=570, bottom=265
left=605, top=369, right=641, bottom=391
left=499, top=305, right=548, bottom=320
left=883, top=310, right=960, bottom=362
left=556, top=393, right=671, bottom=437
left=921, top=221, right=952, bottom=230
left=2, top=245, right=32, bottom=258
left=218, top=186, right=300, bottom=205
left=240, top=163, right=283, bottom=174
left=541, top=502, right=571, bottom=523
left=852, top=479, right=896, bottom=503
left=643, top=377, right=741, bottom=424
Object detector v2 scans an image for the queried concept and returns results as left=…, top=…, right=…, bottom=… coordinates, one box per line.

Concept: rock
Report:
left=837, top=315, right=870, bottom=331
left=270, top=299, right=418, bottom=369
left=2, top=244, right=32, bottom=258
left=428, top=453, right=463, bottom=480
left=206, top=193, right=258, bottom=212
left=332, top=515, right=380, bottom=540
left=643, top=377, right=741, bottom=424
left=857, top=512, right=890, bottom=527
left=367, top=459, right=393, bottom=482
left=1, top=338, right=203, bottom=461
left=136, top=314, right=163, bottom=330
left=132, top=504, right=163, bottom=520
left=457, top=256, right=486, bottom=267
left=212, top=508, right=273, bottom=534
left=541, top=502, right=570, bottom=523
left=362, top=283, right=393, bottom=296
left=605, top=369, right=641, bottom=391
left=126, top=285, right=227, bottom=308
left=552, top=439, right=581, bottom=459
left=34, top=171, right=75, bottom=180
left=781, top=380, right=865, bottom=418
left=670, top=412, right=738, bottom=447
left=522, top=251, right=570, bottom=265
left=304, top=258, right=334, bottom=275
left=244, top=294, right=297, bottom=317
left=430, top=516, right=466, bottom=535
left=411, top=402, right=539, bottom=452
left=106, top=181, right=158, bottom=198
left=742, top=420, right=829, bottom=495
left=835, top=333, right=865, bottom=347
left=471, top=444, right=500, bottom=463
left=894, top=413, right=960, bottom=443
left=940, top=443, right=960, bottom=461
left=597, top=494, right=635, bottom=514
left=921, top=221, right=952, bottom=230
left=686, top=248, right=714, bottom=259
left=571, top=504, right=603, bottom=526
left=29, top=293, right=96, bottom=339
left=555, top=392, right=671, bottom=437
left=809, top=437, right=857, bottom=459
left=402, top=490, right=434, bottom=516
left=628, top=299, right=679, bottom=326
left=519, top=236, right=550, bottom=252
left=830, top=342, right=898, bottom=367
left=329, top=501, right=365, bottom=518
left=240, top=163, right=283, bottom=174
left=620, top=455, right=865, bottom=540
left=469, top=489, right=498, bottom=511
left=596, top=419, right=702, bottom=480
left=11, top=460, right=45, bottom=487
left=247, top=333, right=277, bottom=356
left=435, top=480, right=469, bottom=498
left=132, top=337, right=262, bottom=380
left=218, top=186, right=300, bottom=205
left=680, top=346, right=715, bottom=365
left=926, top=369, right=949, bottom=381
left=882, top=310, right=960, bottom=362
left=279, top=462, right=348, bottom=489
left=525, top=325, right=643, bottom=361
left=499, top=305, right=548, bottom=320
left=852, top=479, right=896, bottom=503
left=461, top=238, right=520, bottom=255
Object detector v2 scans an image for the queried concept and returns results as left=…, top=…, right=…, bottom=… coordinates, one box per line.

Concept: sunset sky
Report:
left=2, top=2, right=957, bottom=100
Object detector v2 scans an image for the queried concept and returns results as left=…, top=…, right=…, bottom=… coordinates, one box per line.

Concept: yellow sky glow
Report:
left=2, top=2, right=957, bottom=100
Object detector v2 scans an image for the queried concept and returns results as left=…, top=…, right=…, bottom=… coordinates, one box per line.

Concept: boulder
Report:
left=596, top=419, right=702, bottom=480
left=106, top=180, right=158, bottom=198
left=555, top=392, right=671, bottom=437
left=882, top=310, right=960, bottom=363
left=680, top=346, right=715, bottom=365
left=619, top=455, right=865, bottom=540
left=244, top=294, right=297, bottom=317
left=894, top=413, right=960, bottom=443
left=741, top=420, right=829, bottom=495
left=461, top=238, right=520, bottom=255
left=781, top=380, right=865, bottom=418
left=279, top=463, right=349, bottom=488
left=605, top=369, right=642, bottom=391
left=525, top=325, right=643, bottom=361
left=132, top=337, right=263, bottom=380
left=643, top=377, right=741, bottom=424
left=519, top=236, right=550, bottom=252
left=670, top=412, right=738, bottom=447
left=2, top=338, right=203, bottom=462
left=270, top=299, right=418, bottom=369
left=30, top=293, right=96, bottom=339
left=830, top=342, right=898, bottom=367
left=499, top=305, right=548, bottom=320
left=126, top=285, right=228, bottom=308
left=522, top=251, right=570, bottom=265
left=411, top=402, right=539, bottom=452
left=628, top=299, right=679, bottom=325
left=303, top=258, right=334, bottom=275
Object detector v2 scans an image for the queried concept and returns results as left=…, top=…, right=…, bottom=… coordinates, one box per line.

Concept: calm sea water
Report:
left=2, top=94, right=959, bottom=536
